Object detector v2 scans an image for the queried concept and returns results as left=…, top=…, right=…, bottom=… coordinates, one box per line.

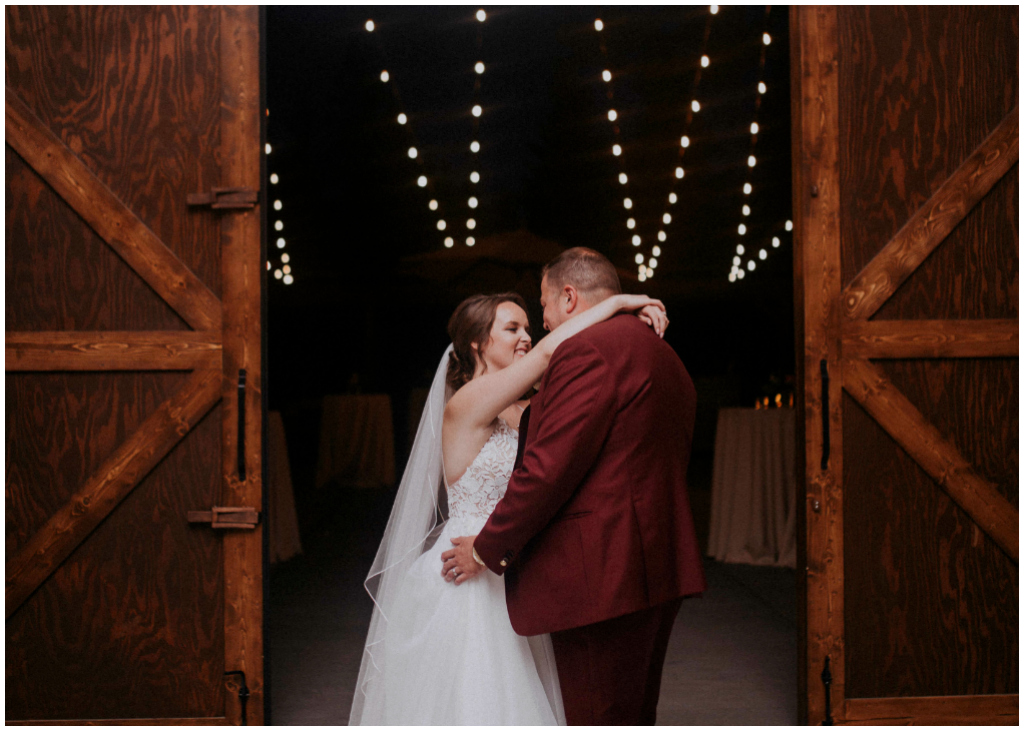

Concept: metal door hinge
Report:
left=188, top=506, right=260, bottom=529
left=187, top=187, right=259, bottom=209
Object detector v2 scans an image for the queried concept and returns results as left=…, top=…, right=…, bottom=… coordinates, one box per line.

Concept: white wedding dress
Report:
left=350, top=415, right=565, bottom=725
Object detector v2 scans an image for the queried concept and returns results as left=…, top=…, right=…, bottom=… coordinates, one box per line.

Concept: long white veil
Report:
left=348, top=345, right=452, bottom=725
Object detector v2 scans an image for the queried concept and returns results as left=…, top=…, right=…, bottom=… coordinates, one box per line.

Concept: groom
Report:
left=442, top=247, right=706, bottom=725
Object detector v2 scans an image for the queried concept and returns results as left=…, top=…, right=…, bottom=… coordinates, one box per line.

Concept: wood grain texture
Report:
left=6, top=368, right=222, bottom=619
left=793, top=6, right=845, bottom=725
left=5, top=5, right=224, bottom=300
left=842, top=106, right=1018, bottom=321
left=5, top=86, right=222, bottom=331
left=844, top=694, right=1018, bottom=722
left=844, top=358, right=1017, bottom=558
left=6, top=331, right=222, bottom=371
left=6, top=406, right=225, bottom=720
left=842, top=320, right=1018, bottom=359
left=219, top=6, right=265, bottom=725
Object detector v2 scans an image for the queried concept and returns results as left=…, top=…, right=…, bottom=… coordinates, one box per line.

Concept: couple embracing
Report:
left=350, top=247, right=706, bottom=725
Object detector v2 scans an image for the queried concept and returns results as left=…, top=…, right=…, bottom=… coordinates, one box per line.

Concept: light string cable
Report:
left=364, top=17, right=454, bottom=249
left=727, top=6, right=791, bottom=282
left=463, top=8, right=488, bottom=247
left=640, top=4, right=719, bottom=284
left=265, top=129, right=295, bottom=285
left=592, top=14, right=643, bottom=276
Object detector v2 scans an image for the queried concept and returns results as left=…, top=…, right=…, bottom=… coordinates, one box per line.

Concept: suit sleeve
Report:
left=474, top=337, right=617, bottom=574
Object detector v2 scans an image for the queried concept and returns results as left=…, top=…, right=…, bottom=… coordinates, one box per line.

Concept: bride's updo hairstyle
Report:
left=446, top=292, right=529, bottom=393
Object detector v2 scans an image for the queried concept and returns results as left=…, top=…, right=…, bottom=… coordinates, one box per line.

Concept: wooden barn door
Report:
left=793, top=6, right=1018, bottom=726
left=6, top=6, right=264, bottom=724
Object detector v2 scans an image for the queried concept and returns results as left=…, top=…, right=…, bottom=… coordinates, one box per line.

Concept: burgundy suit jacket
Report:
left=474, top=314, right=706, bottom=636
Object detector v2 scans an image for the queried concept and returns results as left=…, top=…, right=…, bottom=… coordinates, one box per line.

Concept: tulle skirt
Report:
left=366, top=519, right=565, bottom=725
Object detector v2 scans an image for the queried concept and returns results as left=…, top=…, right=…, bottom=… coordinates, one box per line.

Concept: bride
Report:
left=349, top=290, right=666, bottom=725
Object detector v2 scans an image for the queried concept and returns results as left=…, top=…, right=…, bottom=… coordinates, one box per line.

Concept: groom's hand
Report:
left=441, top=535, right=486, bottom=585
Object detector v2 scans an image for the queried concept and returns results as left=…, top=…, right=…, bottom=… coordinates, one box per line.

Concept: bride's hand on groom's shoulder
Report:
left=611, top=295, right=668, bottom=337
left=441, top=535, right=487, bottom=585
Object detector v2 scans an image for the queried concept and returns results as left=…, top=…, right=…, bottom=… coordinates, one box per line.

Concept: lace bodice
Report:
left=447, top=418, right=518, bottom=533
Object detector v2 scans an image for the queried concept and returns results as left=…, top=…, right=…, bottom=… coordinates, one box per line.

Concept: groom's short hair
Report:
left=542, top=247, right=621, bottom=301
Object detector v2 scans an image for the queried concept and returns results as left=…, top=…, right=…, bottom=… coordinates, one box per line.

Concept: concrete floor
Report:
left=267, top=485, right=798, bottom=725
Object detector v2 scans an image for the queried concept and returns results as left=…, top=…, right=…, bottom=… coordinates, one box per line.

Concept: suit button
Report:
left=499, top=559, right=508, bottom=567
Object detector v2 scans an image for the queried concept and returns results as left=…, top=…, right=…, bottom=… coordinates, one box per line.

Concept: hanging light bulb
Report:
left=397, top=113, right=407, bottom=124
left=691, top=100, right=701, bottom=113
left=729, top=272, right=737, bottom=282
left=737, top=269, right=745, bottom=279
left=437, top=220, right=447, bottom=231
left=466, top=218, right=476, bottom=229
left=470, top=140, right=480, bottom=153
left=748, top=260, right=756, bottom=271
left=365, top=20, right=375, bottom=32
left=274, top=269, right=283, bottom=280
left=652, top=245, right=662, bottom=257
left=276, top=238, right=285, bottom=249
left=763, top=32, right=772, bottom=45
left=380, top=70, right=390, bottom=83
left=675, top=167, right=684, bottom=179
left=607, top=109, right=618, bottom=121
left=758, top=81, right=767, bottom=94
left=470, top=171, right=480, bottom=183
left=710, top=5, right=719, bottom=14
left=619, top=172, right=628, bottom=185
left=733, top=256, right=741, bottom=265
left=649, top=258, right=658, bottom=269
left=668, top=192, right=678, bottom=204
left=747, top=155, right=757, bottom=167
left=738, top=224, right=747, bottom=235
left=602, top=70, right=612, bottom=82
left=282, top=265, right=292, bottom=274
left=265, top=143, right=272, bottom=155
left=635, top=253, right=644, bottom=264
left=417, top=175, right=427, bottom=187
left=736, top=244, right=745, bottom=255
left=594, top=18, right=604, bottom=31
left=466, top=236, right=476, bottom=246
left=472, top=105, right=482, bottom=117
left=772, top=236, right=781, bottom=247
left=623, top=197, right=633, bottom=209
left=742, top=205, right=750, bottom=216
left=743, top=182, right=753, bottom=195
left=283, top=274, right=294, bottom=285
left=612, top=144, right=622, bottom=156
left=475, top=61, right=485, bottom=74
left=646, top=266, right=654, bottom=278
left=657, top=231, right=666, bottom=242
left=274, top=220, right=283, bottom=231
left=270, top=173, right=279, bottom=184
left=632, top=235, right=641, bottom=246
left=281, top=253, right=290, bottom=263
left=701, top=55, right=710, bottom=68
left=785, top=220, right=794, bottom=231
left=639, top=271, right=647, bottom=282
left=627, top=218, right=636, bottom=229
left=274, top=200, right=283, bottom=210
left=408, top=147, right=418, bottom=159
left=680, top=135, right=690, bottom=148
left=476, top=9, right=486, bottom=22
left=750, top=122, right=759, bottom=134
left=468, top=196, right=478, bottom=208
left=759, top=249, right=768, bottom=260
left=663, top=213, right=672, bottom=224
left=429, top=199, right=438, bottom=211
left=444, top=237, right=454, bottom=248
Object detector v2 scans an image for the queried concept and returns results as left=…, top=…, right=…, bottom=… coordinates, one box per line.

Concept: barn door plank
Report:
left=6, top=331, right=223, bottom=371
left=5, top=86, right=222, bottom=332
left=842, top=319, right=1019, bottom=359
left=844, top=694, right=1019, bottom=724
left=5, top=368, right=223, bottom=619
left=842, top=107, right=1019, bottom=321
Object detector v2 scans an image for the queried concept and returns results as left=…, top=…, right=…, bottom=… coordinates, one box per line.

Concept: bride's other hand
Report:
left=441, top=535, right=486, bottom=585
left=637, top=304, right=669, bottom=338
left=608, top=294, right=668, bottom=338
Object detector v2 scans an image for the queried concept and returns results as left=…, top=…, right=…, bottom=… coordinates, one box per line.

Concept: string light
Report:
left=283, top=274, right=294, bottom=285
left=662, top=213, right=671, bottom=225
left=444, top=237, right=454, bottom=248
left=635, top=253, right=644, bottom=264
left=772, top=236, right=781, bottom=247
left=270, top=173, right=279, bottom=184
left=701, top=55, right=710, bottom=68
left=623, top=198, right=633, bottom=209
left=690, top=100, right=701, bottom=113
left=466, top=218, right=476, bottom=229
left=748, top=261, right=756, bottom=271
left=632, top=235, right=641, bottom=246
left=417, top=175, right=427, bottom=187
left=785, top=219, right=793, bottom=231
left=472, top=105, right=482, bottom=117
left=738, top=224, right=747, bottom=235
left=747, top=155, right=757, bottom=167
left=265, top=143, right=272, bottom=155
left=470, top=171, right=480, bottom=183
left=652, top=245, right=661, bottom=257
left=468, top=196, right=478, bottom=208
left=607, top=109, right=618, bottom=121
left=649, top=258, right=658, bottom=269
left=398, top=113, right=407, bottom=124
left=274, top=200, right=283, bottom=210
left=680, top=135, right=690, bottom=148
left=762, top=32, right=772, bottom=45
left=675, top=167, right=684, bottom=179
left=759, top=249, right=767, bottom=260
left=470, top=140, right=480, bottom=153
left=475, top=62, right=485, bottom=74
left=365, top=20, right=374, bottom=32
left=612, top=144, right=622, bottom=156
left=710, top=5, right=719, bottom=14
left=742, top=205, right=750, bottom=216
left=758, top=81, right=767, bottom=94
left=736, top=244, right=745, bottom=255
left=276, top=238, right=285, bottom=249
left=437, top=220, right=446, bottom=231
left=408, top=147, right=418, bottom=158
left=429, top=199, right=438, bottom=210
left=281, top=253, right=290, bottom=263
left=283, top=265, right=292, bottom=274
left=627, top=218, right=636, bottom=229
left=750, top=122, right=759, bottom=134
left=274, top=220, right=283, bottom=231
left=380, top=70, right=389, bottom=83
left=668, top=193, right=677, bottom=204
left=619, top=173, right=628, bottom=184
left=274, top=269, right=283, bottom=280
left=657, top=231, right=666, bottom=242
left=743, top=183, right=753, bottom=194
left=476, top=9, right=486, bottom=22
left=594, top=18, right=604, bottom=31
left=466, top=236, right=476, bottom=246
left=602, top=70, right=612, bottom=82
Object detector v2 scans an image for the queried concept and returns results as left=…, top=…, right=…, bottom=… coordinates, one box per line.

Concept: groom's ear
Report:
left=564, top=285, right=580, bottom=313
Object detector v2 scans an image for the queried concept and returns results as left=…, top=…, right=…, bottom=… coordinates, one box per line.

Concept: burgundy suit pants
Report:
left=549, top=597, right=684, bottom=725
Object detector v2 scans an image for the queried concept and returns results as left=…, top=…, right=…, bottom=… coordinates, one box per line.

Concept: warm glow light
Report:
left=607, top=109, right=618, bottom=121
left=701, top=55, right=710, bottom=68
left=632, top=235, right=642, bottom=246
left=710, top=5, right=719, bottom=14
left=417, top=175, right=427, bottom=187
left=623, top=198, right=633, bottom=209
left=639, top=271, right=647, bottom=282
left=785, top=219, right=794, bottom=231
left=470, top=140, right=480, bottom=153
left=270, top=173, right=279, bottom=184
left=283, top=274, right=294, bottom=285
left=650, top=247, right=661, bottom=259
left=750, top=122, right=759, bottom=134
left=429, top=199, right=438, bottom=211
left=691, top=100, right=701, bottom=113
left=283, top=265, right=291, bottom=274
left=748, top=260, right=756, bottom=271
left=680, top=135, right=690, bottom=148
left=470, top=171, right=480, bottom=183
left=466, top=236, right=476, bottom=246
left=763, top=32, right=772, bottom=45
left=408, top=147, right=418, bottom=159
left=472, top=105, right=482, bottom=117
left=738, top=224, right=747, bottom=235
left=274, top=200, right=283, bottom=210
left=466, top=218, right=476, bottom=229
left=733, top=256, right=741, bottom=265
left=281, top=254, right=290, bottom=264
left=475, top=62, right=485, bottom=74
left=265, top=143, right=272, bottom=155
left=365, top=20, right=374, bottom=32
left=274, top=220, right=283, bottom=231
left=276, top=237, right=285, bottom=249
left=619, top=173, right=628, bottom=185
left=747, top=155, right=757, bottom=167
left=758, top=81, right=767, bottom=94
left=742, top=205, right=750, bottom=216
left=594, top=18, right=604, bottom=31
left=759, top=249, right=767, bottom=260
left=743, top=182, right=753, bottom=195
left=657, top=231, right=666, bottom=242
left=736, top=244, right=745, bottom=255
left=274, top=269, right=283, bottom=280
left=635, top=253, right=644, bottom=264
left=668, top=192, right=678, bottom=204
left=468, top=196, right=478, bottom=208
left=729, top=272, right=737, bottom=282
left=627, top=218, right=636, bottom=229
left=476, top=9, right=486, bottom=22
left=444, top=237, right=454, bottom=248
left=398, top=113, right=407, bottom=124
left=437, top=220, right=447, bottom=231
left=772, top=236, right=781, bottom=248
left=612, top=144, right=622, bottom=156
left=380, top=70, right=390, bottom=83
left=663, top=213, right=672, bottom=224
left=649, top=258, right=658, bottom=269
left=675, top=167, right=684, bottom=179
left=646, top=267, right=654, bottom=277
left=602, top=70, right=612, bottom=82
